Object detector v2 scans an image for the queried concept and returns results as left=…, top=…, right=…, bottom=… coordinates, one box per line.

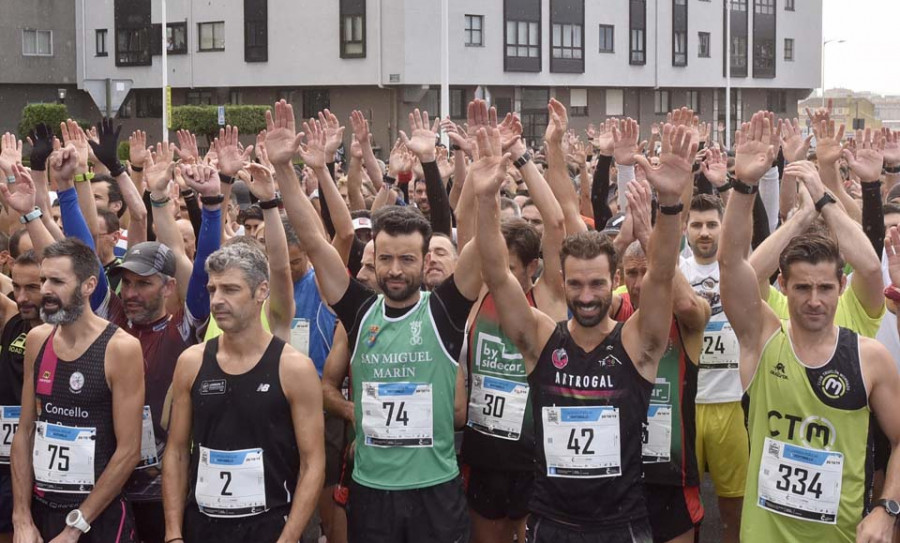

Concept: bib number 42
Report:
left=566, top=428, right=595, bottom=455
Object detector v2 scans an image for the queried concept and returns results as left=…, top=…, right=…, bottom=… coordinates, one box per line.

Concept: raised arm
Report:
left=401, top=109, right=453, bottom=236
left=63, top=120, right=100, bottom=240
left=0, top=164, right=55, bottom=252
left=719, top=112, right=783, bottom=386
left=351, top=110, right=384, bottom=191
left=346, top=139, right=368, bottom=212
left=268, top=101, right=350, bottom=305
left=622, top=119, right=697, bottom=380
left=303, top=119, right=355, bottom=262
left=844, top=127, right=888, bottom=255
left=544, top=99, right=585, bottom=235
left=815, top=120, right=861, bottom=223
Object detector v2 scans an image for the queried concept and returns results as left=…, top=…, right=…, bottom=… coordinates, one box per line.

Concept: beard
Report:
left=377, top=272, right=422, bottom=302
left=566, top=292, right=613, bottom=328
left=691, top=239, right=719, bottom=260
left=124, top=292, right=165, bottom=325
left=40, top=289, right=85, bottom=325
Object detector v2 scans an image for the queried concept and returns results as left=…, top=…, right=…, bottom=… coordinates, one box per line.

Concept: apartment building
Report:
left=65, top=0, right=823, bottom=151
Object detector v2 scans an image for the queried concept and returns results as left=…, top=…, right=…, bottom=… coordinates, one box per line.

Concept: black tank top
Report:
left=188, top=337, right=299, bottom=516
left=33, top=324, right=119, bottom=507
left=529, top=321, right=653, bottom=528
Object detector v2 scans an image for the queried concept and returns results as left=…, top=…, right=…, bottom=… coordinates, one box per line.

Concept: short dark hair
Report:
left=9, top=228, right=29, bottom=259
left=91, top=175, right=126, bottom=218
left=42, top=238, right=100, bottom=284
left=238, top=205, right=264, bottom=225
left=14, top=250, right=40, bottom=269
left=282, top=217, right=300, bottom=247
left=883, top=203, right=900, bottom=216
left=689, top=194, right=724, bottom=219
left=372, top=206, right=432, bottom=256
left=431, top=232, right=457, bottom=255
left=351, top=209, right=372, bottom=221
left=97, top=208, right=120, bottom=234
left=779, top=233, right=844, bottom=282
left=502, top=218, right=541, bottom=265
left=560, top=230, right=618, bottom=279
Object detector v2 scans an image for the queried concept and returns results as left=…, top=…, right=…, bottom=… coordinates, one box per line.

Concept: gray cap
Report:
left=114, top=241, right=176, bottom=277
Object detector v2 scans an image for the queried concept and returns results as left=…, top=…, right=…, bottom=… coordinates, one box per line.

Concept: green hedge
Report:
left=18, top=104, right=69, bottom=139
left=170, top=105, right=271, bottom=141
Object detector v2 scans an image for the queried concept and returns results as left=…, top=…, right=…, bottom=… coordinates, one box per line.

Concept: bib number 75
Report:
left=47, top=444, right=70, bottom=472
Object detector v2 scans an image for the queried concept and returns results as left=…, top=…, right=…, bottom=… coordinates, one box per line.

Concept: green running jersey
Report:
left=743, top=324, right=873, bottom=542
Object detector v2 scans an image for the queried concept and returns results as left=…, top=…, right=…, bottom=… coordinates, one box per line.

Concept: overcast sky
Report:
left=823, top=0, right=900, bottom=96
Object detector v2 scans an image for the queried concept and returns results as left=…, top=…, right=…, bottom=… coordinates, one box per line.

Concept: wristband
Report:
left=383, top=174, right=396, bottom=186
left=181, top=189, right=195, bottom=198
left=884, top=164, right=900, bottom=174
left=74, top=172, right=95, bottom=183
left=219, top=173, right=235, bottom=185
left=717, top=180, right=733, bottom=192
left=513, top=152, right=532, bottom=170
left=149, top=193, right=171, bottom=206
left=19, top=207, right=43, bottom=224
left=814, top=192, right=837, bottom=213
left=885, top=285, right=900, bottom=304
left=450, top=144, right=462, bottom=152
left=108, top=162, right=127, bottom=178
left=397, top=171, right=413, bottom=185
left=731, top=178, right=759, bottom=195
left=258, top=197, right=281, bottom=210
left=5, top=175, right=15, bottom=184
left=657, top=202, right=685, bottom=216
left=131, top=165, right=144, bottom=173
left=200, top=194, right=226, bottom=206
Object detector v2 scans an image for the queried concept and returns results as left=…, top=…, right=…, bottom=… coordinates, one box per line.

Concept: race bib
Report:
left=137, top=405, right=159, bottom=469
left=467, top=374, right=529, bottom=440
left=542, top=406, right=621, bottom=478
left=700, top=321, right=740, bottom=370
left=361, top=382, right=433, bottom=447
left=0, top=406, right=20, bottom=464
left=196, top=446, right=267, bottom=517
left=758, top=437, right=843, bottom=524
left=290, top=318, right=310, bottom=356
left=642, top=405, right=672, bottom=463
left=33, top=421, right=96, bottom=493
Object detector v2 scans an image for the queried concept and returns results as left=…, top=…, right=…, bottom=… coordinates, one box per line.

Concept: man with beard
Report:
left=10, top=238, right=144, bottom=542
left=678, top=194, right=745, bottom=543
left=269, top=100, right=481, bottom=542
left=476, top=122, right=695, bottom=542
left=356, top=240, right=377, bottom=290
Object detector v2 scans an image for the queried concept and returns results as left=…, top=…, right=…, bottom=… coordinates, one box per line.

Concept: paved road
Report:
left=699, top=474, right=725, bottom=543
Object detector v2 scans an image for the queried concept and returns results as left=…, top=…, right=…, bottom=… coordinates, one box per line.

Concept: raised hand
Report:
left=298, top=119, right=328, bottom=169
left=436, top=146, right=453, bottom=181
left=180, top=163, right=222, bottom=198
left=399, top=108, right=437, bottom=162
left=779, top=117, right=813, bottom=163
left=812, top=119, right=845, bottom=165
left=496, top=110, right=522, bottom=153
left=213, top=125, right=253, bottom=177
left=886, top=226, right=900, bottom=288
left=145, top=142, right=177, bottom=195
left=244, top=162, right=277, bottom=201
left=612, top=118, right=640, bottom=166
left=783, top=160, right=827, bottom=202
left=175, top=129, right=200, bottom=163
left=87, top=117, right=125, bottom=175
left=734, top=111, right=777, bottom=184
left=0, top=164, right=37, bottom=214
left=27, top=122, right=55, bottom=171
left=61, top=120, right=90, bottom=173
left=805, top=98, right=833, bottom=127
left=544, top=98, right=568, bottom=145
left=625, top=179, right=654, bottom=247
left=701, top=146, right=729, bottom=188
left=264, top=100, right=304, bottom=166
left=349, top=110, right=371, bottom=149
left=634, top=123, right=697, bottom=204
left=129, top=130, right=151, bottom=168
left=319, top=109, right=346, bottom=160
left=48, top=143, right=80, bottom=183
left=882, top=129, right=900, bottom=168
left=388, top=139, right=413, bottom=176
left=471, top=127, right=512, bottom=199
left=842, top=128, right=885, bottom=182
left=589, top=119, right=615, bottom=156
left=1, top=132, right=23, bottom=165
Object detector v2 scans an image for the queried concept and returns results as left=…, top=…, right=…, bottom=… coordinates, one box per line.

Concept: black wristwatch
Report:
left=513, top=152, right=532, bottom=170
left=814, top=192, right=837, bottom=213
left=877, top=499, right=900, bottom=519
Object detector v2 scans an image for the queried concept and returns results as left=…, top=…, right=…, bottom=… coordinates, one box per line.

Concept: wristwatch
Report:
left=19, top=207, right=42, bottom=224
left=513, top=152, right=532, bottom=170
left=814, top=192, right=837, bottom=213
left=65, top=509, right=91, bottom=533
left=876, top=499, right=900, bottom=519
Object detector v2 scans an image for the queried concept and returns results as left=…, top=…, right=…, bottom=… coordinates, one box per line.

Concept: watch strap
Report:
left=658, top=202, right=685, bottom=216
left=513, top=152, right=532, bottom=170
left=19, top=207, right=43, bottom=224
left=200, top=194, right=226, bottom=206
left=814, top=193, right=836, bottom=213
left=731, top=178, right=759, bottom=195
left=258, top=197, right=281, bottom=210
left=717, top=180, right=733, bottom=193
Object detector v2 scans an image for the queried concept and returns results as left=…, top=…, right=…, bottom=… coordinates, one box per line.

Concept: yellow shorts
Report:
left=695, top=401, right=749, bottom=498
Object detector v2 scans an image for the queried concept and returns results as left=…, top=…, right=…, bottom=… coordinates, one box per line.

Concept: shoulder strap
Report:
left=35, top=327, right=59, bottom=396
left=201, top=337, right=220, bottom=370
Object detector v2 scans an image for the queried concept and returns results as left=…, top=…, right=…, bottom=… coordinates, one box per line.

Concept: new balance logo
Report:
left=256, top=384, right=271, bottom=392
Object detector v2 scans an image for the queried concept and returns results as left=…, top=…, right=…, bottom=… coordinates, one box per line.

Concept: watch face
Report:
left=889, top=500, right=900, bottom=515
left=66, top=510, right=79, bottom=524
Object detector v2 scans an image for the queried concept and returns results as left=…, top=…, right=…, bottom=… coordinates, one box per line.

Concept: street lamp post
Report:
left=821, top=39, right=846, bottom=108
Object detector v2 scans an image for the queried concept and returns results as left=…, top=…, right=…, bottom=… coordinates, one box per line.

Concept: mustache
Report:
left=42, top=295, right=61, bottom=306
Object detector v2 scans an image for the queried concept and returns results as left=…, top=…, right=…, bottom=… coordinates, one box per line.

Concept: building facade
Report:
left=15, top=0, right=819, bottom=153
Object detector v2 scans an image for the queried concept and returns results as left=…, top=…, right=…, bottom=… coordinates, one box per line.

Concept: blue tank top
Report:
left=293, top=269, right=336, bottom=376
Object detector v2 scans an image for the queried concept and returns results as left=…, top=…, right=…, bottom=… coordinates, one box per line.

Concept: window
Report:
left=22, top=30, right=53, bottom=56
left=506, top=21, right=539, bottom=58
left=673, top=31, right=687, bottom=66
left=340, top=0, right=366, bottom=58
left=230, top=90, right=243, bottom=105
left=785, top=0, right=795, bottom=10
left=730, top=35, right=747, bottom=69
left=687, top=90, right=701, bottom=113
left=698, top=32, right=710, bottom=57
left=244, top=0, right=267, bottom=62
left=784, top=38, right=794, bottom=61
left=654, top=90, right=670, bottom=114
left=753, top=38, right=775, bottom=77
left=187, top=91, right=213, bottom=105
left=629, top=0, right=647, bottom=65
left=135, top=89, right=162, bottom=118
left=198, top=22, right=225, bottom=51
left=303, top=89, right=330, bottom=120
left=754, top=0, right=775, bottom=14
left=599, top=24, right=614, bottom=53
left=167, top=23, right=187, bottom=53
left=450, top=89, right=465, bottom=118
left=465, top=15, right=483, bottom=46
left=552, top=24, right=583, bottom=59
left=115, top=0, right=151, bottom=66
left=606, top=89, right=624, bottom=116
left=730, top=0, right=748, bottom=11
left=495, top=97, right=512, bottom=116
left=96, top=29, right=108, bottom=56
left=570, top=88, right=588, bottom=117
left=767, top=90, right=787, bottom=113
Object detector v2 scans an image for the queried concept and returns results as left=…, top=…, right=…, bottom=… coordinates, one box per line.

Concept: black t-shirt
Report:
left=0, top=313, right=30, bottom=407
left=332, top=275, right=474, bottom=363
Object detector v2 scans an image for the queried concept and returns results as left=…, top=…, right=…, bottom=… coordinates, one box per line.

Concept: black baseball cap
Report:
left=114, top=241, right=176, bottom=277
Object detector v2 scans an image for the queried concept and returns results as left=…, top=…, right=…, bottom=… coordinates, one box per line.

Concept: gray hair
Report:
left=205, top=242, right=269, bottom=291
left=624, top=240, right=645, bottom=260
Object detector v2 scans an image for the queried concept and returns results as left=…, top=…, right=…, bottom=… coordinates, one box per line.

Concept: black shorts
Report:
left=643, top=484, right=703, bottom=543
left=464, top=465, right=533, bottom=520
left=183, top=505, right=288, bottom=543
left=526, top=515, right=653, bottom=543
left=132, top=500, right=165, bottom=543
left=324, top=411, right=348, bottom=487
left=348, top=476, right=468, bottom=543
left=0, top=470, right=11, bottom=533
left=32, top=495, right=136, bottom=543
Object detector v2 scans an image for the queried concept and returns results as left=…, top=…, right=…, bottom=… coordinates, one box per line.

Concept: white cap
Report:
left=352, top=217, right=372, bottom=231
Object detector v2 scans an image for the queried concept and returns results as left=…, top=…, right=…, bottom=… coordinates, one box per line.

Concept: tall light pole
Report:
left=161, top=0, right=168, bottom=142
left=821, top=39, right=846, bottom=107
left=439, top=0, right=449, bottom=146
left=725, top=2, right=731, bottom=149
